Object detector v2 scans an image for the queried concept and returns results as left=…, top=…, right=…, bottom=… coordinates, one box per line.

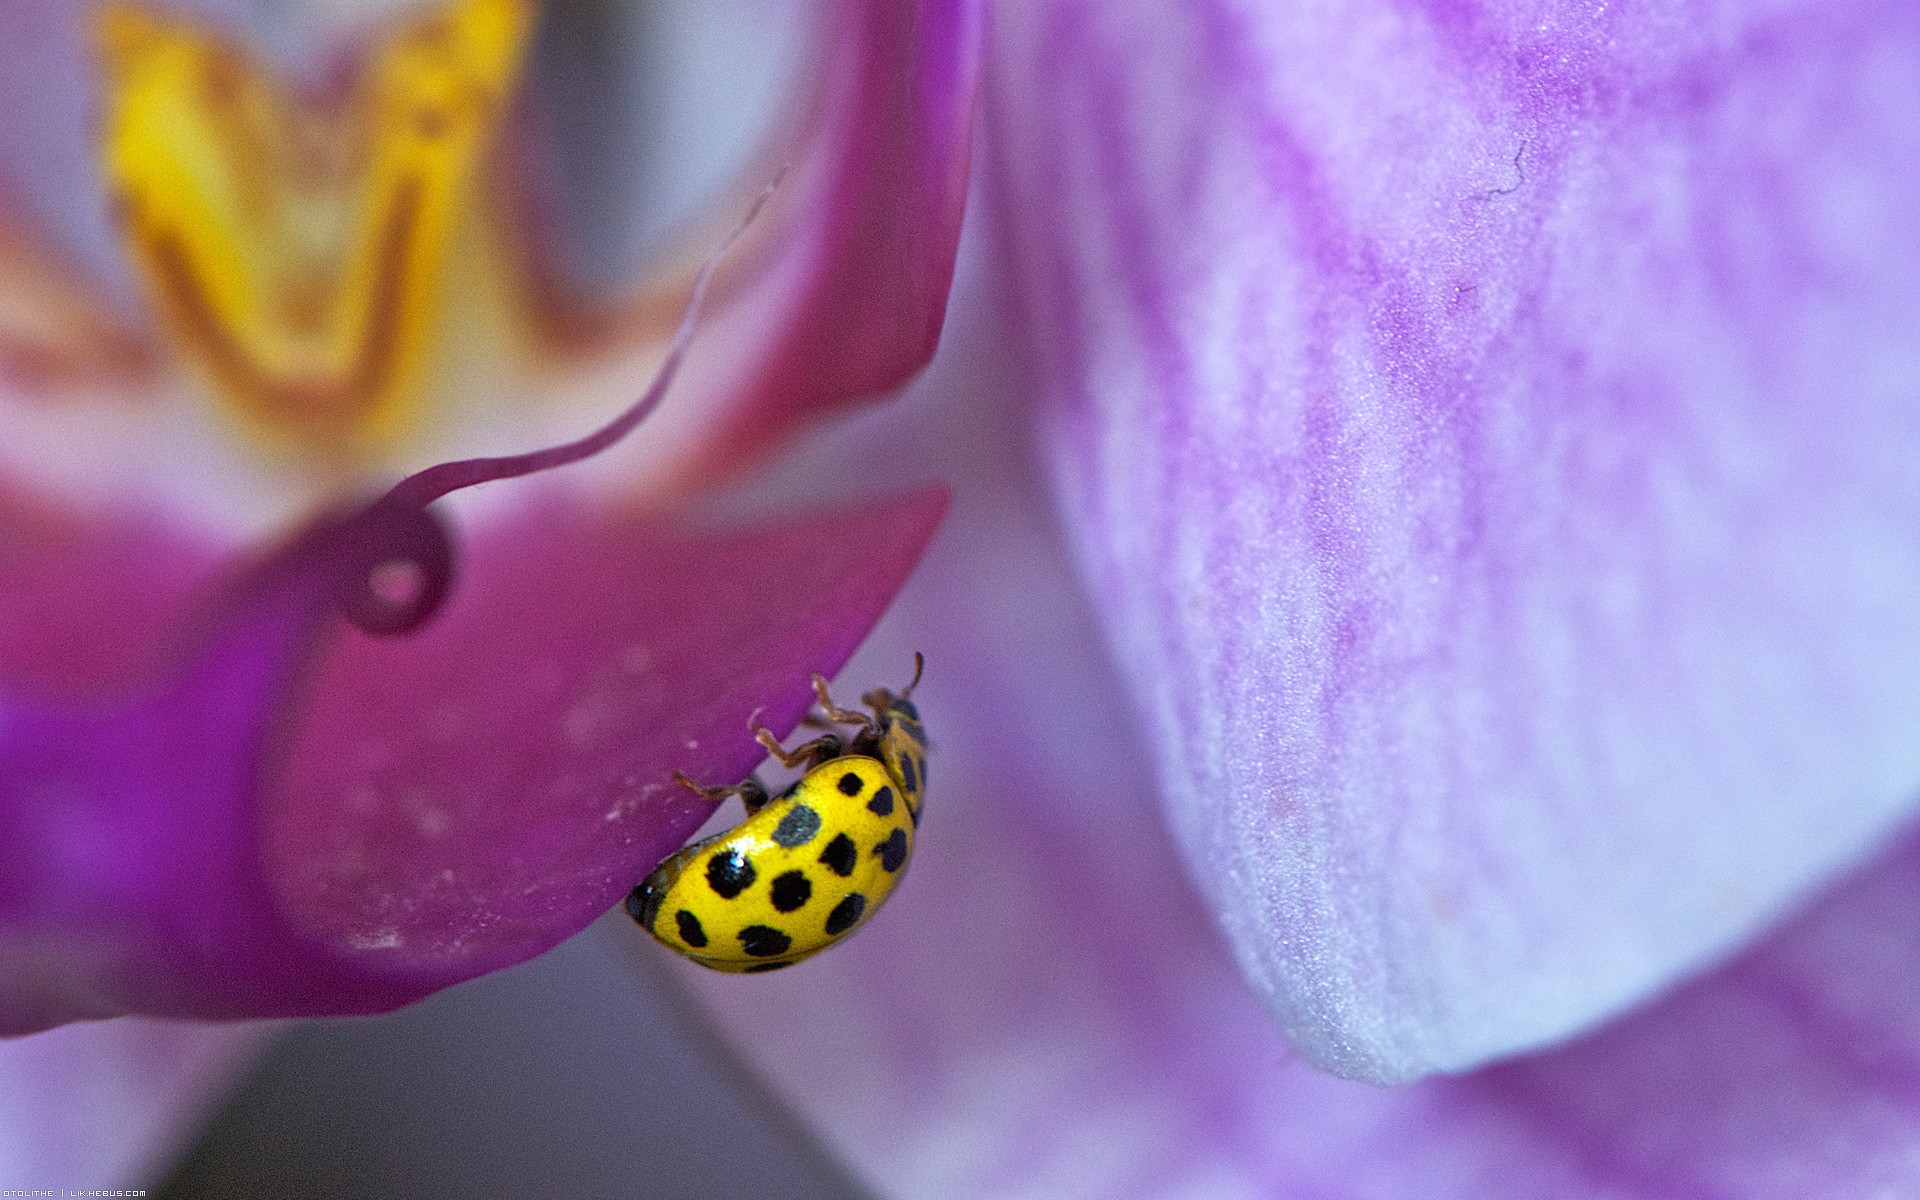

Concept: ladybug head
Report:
left=862, top=651, right=924, bottom=720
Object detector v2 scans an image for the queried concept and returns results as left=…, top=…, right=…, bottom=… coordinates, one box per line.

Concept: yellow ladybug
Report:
left=626, top=656, right=927, bottom=972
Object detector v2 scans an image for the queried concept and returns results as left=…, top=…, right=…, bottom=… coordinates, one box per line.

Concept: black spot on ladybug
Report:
left=874, top=828, right=908, bottom=872
left=825, top=892, right=867, bottom=936
left=771, top=870, right=813, bottom=913
left=897, top=753, right=919, bottom=795
left=837, top=771, right=864, bottom=796
left=743, top=960, right=793, bottom=973
left=819, top=833, right=857, bottom=877
left=739, top=925, right=792, bottom=957
left=867, top=786, right=895, bottom=817
left=625, top=881, right=662, bottom=929
left=894, top=699, right=920, bottom=722
left=673, top=909, right=708, bottom=947
left=706, top=849, right=755, bottom=898
left=773, top=804, right=822, bottom=848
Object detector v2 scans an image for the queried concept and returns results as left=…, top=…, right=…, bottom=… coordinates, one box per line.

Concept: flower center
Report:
left=94, top=0, right=530, bottom=459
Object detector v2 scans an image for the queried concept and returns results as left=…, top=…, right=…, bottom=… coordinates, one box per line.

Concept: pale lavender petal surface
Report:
left=0, top=1019, right=270, bottom=1191
left=0, top=488, right=944, bottom=1032
left=677, top=223, right=1920, bottom=1200
left=0, top=0, right=131, bottom=299
left=991, top=1, right=1920, bottom=1079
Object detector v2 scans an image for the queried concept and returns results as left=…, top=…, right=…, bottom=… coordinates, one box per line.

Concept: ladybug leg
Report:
left=673, top=770, right=771, bottom=815
left=810, top=674, right=877, bottom=735
left=752, top=723, right=844, bottom=770
left=738, top=776, right=772, bottom=816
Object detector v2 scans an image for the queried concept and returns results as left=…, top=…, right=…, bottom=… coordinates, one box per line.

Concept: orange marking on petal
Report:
left=94, top=0, right=530, bottom=458
left=0, top=217, right=157, bottom=396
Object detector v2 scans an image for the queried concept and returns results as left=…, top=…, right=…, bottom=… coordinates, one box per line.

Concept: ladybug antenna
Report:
left=902, top=651, right=925, bottom=699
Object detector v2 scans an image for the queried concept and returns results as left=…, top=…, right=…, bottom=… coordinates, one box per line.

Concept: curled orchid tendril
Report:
left=334, top=171, right=785, bottom=637
left=335, top=499, right=454, bottom=636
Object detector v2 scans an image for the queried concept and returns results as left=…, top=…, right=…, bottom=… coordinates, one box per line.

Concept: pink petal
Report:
left=725, top=0, right=982, bottom=457
left=679, top=266, right=1920, bottom=1197
left=990, top=1, right=1920, bottom=1078
left=0, top=486, right=944, bottom=1032
left=0, top=484, right=223, bottom=693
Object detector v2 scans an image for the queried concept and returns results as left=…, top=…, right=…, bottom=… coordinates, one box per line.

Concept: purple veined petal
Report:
left=989, top=0, right=1920, bottom=1079
left=688, top=626, right=1920, bottom=1199
left=0, top=481, right=946, bottom=1033
left=668, top=245, right=1920, bottom=1199
left=0, top=1018, right=271, bottom=1190
left=499, top=0, right=982, bottom=496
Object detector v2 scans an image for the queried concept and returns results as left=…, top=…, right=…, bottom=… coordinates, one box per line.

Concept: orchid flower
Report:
left=0, top=0, right=974, bottom=1186
left=6, top=0, right=1920, bottom=1196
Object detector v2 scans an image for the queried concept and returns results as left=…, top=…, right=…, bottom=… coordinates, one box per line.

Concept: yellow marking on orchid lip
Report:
left=94, top=0, right=530, bottom=457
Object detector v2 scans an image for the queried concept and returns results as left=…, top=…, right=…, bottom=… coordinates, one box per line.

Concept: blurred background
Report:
left=160, top=917, right=867, bottom=1199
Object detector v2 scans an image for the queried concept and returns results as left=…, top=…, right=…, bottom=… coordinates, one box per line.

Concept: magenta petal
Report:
left=725, top=0, right=983, bottom=454
left=0, top=508, right=350, bottom=1034
left=530, top=0, right=983, bottom=489
left=991, top=1, right=1920, bottom=1077
left=270, top=487, right=946, bottom=981
left=0, top=487, right=223, bottom=693
left=0, top=487, right=944, bottom=1032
